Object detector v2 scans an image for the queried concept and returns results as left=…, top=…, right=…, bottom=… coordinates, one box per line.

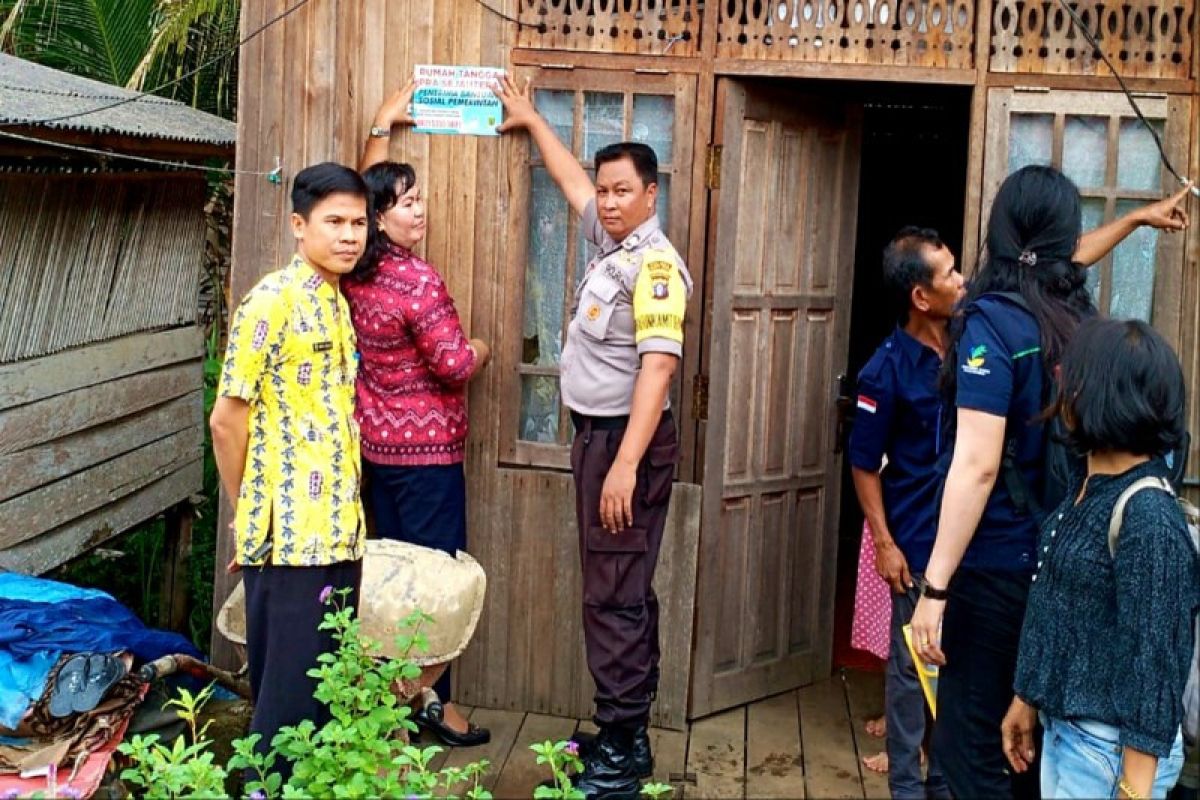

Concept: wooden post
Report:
left=160, top=501, right=194, bottom=634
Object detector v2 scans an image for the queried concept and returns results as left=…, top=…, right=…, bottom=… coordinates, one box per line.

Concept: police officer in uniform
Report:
left=497, top=75, right=692, bottom=799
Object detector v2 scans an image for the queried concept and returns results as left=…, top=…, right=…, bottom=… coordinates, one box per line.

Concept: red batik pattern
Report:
left=343, top=245, right=477, bottom=466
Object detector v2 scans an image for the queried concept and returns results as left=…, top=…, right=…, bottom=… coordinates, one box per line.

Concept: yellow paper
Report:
left=903, top=624, right=940, bottom=719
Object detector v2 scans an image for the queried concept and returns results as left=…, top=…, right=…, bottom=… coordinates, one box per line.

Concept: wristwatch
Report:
left=369, top=125, right=391, bottom=138
left=921, top=580, right=950, bottom=600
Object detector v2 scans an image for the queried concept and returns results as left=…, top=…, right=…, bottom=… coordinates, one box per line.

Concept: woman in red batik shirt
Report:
left=343, top=84, right=492, bottom=747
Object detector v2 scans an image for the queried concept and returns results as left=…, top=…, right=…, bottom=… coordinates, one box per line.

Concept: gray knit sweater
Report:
left=1013, top=459, right=1200, bottom=758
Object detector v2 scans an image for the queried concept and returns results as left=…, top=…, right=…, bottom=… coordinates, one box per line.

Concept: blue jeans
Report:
left=1040, top=714, right=1184, bottom=799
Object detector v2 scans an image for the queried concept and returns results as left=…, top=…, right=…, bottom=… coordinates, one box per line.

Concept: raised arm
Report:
left=494, top=74, right=594, bottom=216
left=360, top=79, right=417, bottom=172
left=1074, top=183, right=1191, bottom=266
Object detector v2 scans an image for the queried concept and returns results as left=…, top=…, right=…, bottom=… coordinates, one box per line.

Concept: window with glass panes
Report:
left=500, top=70, right=694, bottom=467
left=983, top=89, right=1190, bottom=325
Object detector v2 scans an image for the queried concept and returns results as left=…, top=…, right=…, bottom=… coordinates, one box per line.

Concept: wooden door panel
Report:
left=733, top=121, right=771, bottom=293
left=711, top=497, right=751, bottom=673
left=724, top=312, right=760, bottom=482
left=798, top=311, right=834, bottom=470
left=691, top=79, right=861, bottom=717
left=789, top=490, right=825, bottom=651
left=763, top=310, right=798, bottom=479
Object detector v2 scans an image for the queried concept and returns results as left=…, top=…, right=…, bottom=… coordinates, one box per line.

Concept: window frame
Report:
left=497, top=66, right=697, bottom=469
left=981, top=87, right=1191, bottom=341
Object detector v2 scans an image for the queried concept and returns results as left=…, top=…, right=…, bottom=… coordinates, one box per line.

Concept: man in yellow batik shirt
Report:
left=210, top=163, right=368, bottom=779
left=497, top=76, right=692, bottom=800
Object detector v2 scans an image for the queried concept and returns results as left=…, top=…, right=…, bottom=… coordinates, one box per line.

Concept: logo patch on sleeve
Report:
left=961, top=344, right=991, bottom=376
left=856, top=396, right=878, bottom=414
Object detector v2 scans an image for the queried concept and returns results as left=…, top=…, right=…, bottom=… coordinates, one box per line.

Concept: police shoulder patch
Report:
left=640, top=249, right=678, bottom=302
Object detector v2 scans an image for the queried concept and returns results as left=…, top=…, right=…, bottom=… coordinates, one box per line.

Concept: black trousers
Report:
left=932, top=568, right=1041, bottom=800
left=366, top=460, right=467, bottom=703
left=570, top=411, right=678, bottom=729
left=244, top=560, right=362, bottom=780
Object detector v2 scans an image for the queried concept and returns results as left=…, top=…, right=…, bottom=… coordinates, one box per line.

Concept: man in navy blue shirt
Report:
left=849, top=227, right=963, bottom=800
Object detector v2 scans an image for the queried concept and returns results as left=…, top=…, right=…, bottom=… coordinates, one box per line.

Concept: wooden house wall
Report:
left=223, top=0, right=703, bottom=729
left=226, top=0, right=1200, bottom=724
left=0, top=174, right=206, bottom=574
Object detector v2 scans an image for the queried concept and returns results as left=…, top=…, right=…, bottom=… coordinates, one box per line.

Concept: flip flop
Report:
left=48, top=654, right=89, bottom=718
left=48, top=653, right=127, bottom=718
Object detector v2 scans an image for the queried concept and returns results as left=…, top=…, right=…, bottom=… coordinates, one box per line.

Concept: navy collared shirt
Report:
left=947, top=294, right=1044, bottom=572
left=849, top=326, right=944, bottom=571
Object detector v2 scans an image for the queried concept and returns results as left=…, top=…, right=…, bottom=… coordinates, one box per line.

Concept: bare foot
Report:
left=864, top=715, right=887, bottom=738
left=862, top=751, right=889, bottom=773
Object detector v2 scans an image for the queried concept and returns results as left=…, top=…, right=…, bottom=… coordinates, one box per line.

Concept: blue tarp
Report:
left=0, top=573, right=202, bottom=730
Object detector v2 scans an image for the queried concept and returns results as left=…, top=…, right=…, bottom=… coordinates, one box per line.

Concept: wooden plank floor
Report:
left=425, top=669, right=887, bottom=799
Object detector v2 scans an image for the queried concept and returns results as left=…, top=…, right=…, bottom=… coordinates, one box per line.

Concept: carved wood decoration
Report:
left=516, top=0, right=702, bottom=56
left=989, top=0, right=1194, bottom=78
left=716, top=0, right=976, bottom=68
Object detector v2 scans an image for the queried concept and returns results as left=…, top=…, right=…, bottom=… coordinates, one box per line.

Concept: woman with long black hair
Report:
left=909, top=165, right=1190, bottom=797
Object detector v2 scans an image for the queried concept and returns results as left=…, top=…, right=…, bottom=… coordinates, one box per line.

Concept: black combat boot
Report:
left=563, top=725, right=643, bottom=800
left=572, top=724, right=653, bottom=779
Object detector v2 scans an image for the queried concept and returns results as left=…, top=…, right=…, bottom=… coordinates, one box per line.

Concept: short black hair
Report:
left=882, top=226, right=944, bottom=322
left=594, top=142, right=658, bottom=189
left=1057, top=317, right=1187, bottom=456
left=291, top=162, right=368, bottom=219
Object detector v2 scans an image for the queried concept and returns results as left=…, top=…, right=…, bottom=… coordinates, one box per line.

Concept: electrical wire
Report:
left=1055, top=0, right=1198, bottom=195
left=474, top=0, right=535, bottom=29
left=0, top=128, right=272, bottom=176
left=2, top=0, right=316, bottom=129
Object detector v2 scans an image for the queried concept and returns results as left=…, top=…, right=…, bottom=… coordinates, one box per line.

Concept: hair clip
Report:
left=1018, top=250, right=1038, bottom=266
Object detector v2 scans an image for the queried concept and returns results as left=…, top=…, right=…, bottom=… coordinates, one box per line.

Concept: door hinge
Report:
left=705, top=144, right=723, bottom=190
left=691, top=373, right=710, bottom=421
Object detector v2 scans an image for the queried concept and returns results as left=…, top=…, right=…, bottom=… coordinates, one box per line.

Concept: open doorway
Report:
left=830, top=84, right=972, bottom=671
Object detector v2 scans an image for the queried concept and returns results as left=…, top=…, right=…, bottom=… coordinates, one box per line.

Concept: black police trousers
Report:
left=570, top=410, right=678, bottom=729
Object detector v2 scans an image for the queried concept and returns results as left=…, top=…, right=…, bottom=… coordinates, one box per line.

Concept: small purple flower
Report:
left=59, top=788, right=83, bottom=800
left=2, top=789, right=21, bottom=799
left=249, top=791, right=267, bottom=800
left=319, top=585, right=334, bottom=604
left=565, top=740, right=580, bottom=757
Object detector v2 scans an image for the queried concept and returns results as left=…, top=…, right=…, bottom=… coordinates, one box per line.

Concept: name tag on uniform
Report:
left=313, top=341, right=333, bottom=353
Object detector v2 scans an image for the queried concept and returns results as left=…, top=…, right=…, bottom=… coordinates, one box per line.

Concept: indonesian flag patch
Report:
left=857, top=395, right=878, bottom=414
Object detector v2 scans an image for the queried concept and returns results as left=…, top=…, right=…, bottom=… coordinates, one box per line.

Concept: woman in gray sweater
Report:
left=1002, top=318, right=1200, bottom=799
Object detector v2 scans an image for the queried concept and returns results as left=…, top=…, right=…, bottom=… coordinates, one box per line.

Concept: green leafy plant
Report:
left=118, top=592, right=676, bottom=799
left=118, top=683, right=229, bottom=798
left=531, top=740, right=584, bottom=799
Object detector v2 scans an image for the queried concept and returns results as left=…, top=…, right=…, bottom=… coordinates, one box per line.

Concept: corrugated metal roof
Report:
left=0, top=54, right=235, bottom=147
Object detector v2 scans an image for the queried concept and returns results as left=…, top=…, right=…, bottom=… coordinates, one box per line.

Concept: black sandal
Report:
left=414, top=701, right=491, bottom=747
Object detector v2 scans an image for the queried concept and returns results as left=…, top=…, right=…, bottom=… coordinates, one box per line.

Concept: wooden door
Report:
left=690, top=81, right=862, bottom=718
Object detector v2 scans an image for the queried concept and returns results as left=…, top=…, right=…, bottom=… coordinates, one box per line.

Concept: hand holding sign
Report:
left=373, top=78, right=418, bottom=130
left=412, top=64, right=506, bottom=137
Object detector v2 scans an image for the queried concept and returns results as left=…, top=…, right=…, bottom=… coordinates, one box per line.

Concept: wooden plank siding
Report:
left=0, top=176, right=205, bottom=364
left=225, top=0, right=1200, bottom=725
left=222, top=0, right=704, bottom=728
left=0, top=328, right=204, bottom=573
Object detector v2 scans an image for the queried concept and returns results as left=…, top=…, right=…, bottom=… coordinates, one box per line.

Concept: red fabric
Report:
left=344, top=246, right=476, bottom=466
left=0, top=697, right=142, bottom=800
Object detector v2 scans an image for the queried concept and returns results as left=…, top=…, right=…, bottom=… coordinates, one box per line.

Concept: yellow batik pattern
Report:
left=218, top=256, right=364, bottom=567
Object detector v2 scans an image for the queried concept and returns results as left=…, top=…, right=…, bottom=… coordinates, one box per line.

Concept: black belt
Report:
left=570, top=409, right=672, bottom=431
